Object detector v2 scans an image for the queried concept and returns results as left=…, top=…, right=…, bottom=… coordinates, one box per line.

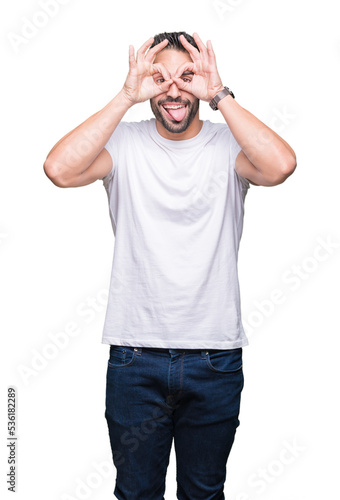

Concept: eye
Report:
left=155, top=77, right=165, bottom=84
left=181, top=77, right=191, bottom=83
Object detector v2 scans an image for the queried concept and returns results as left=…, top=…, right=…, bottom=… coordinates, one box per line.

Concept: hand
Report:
left=122, top=37, right=174, bottom=105
left=172, top=33, right=225, bottom=102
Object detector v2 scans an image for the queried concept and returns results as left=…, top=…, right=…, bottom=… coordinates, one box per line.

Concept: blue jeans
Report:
left=105, top=345, right=244, bottom=500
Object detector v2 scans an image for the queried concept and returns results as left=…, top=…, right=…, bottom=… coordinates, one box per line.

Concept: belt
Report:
left=140, top=347, right=226, bottom=353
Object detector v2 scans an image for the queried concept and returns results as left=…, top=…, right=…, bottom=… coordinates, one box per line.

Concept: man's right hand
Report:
left=44, top=37, right=174, bottom=188
left=122, top=37, right=173, bottom=105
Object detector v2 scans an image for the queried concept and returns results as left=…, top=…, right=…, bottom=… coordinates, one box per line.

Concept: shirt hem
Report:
left=101, top=336, right=249, bottom=349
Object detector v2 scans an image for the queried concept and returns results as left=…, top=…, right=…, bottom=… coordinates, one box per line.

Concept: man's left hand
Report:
left=172, top=33, right=225, bottom=102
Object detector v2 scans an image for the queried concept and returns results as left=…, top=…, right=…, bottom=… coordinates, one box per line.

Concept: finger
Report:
left=179, top=34, right=200, bottom=61
left=171, top=77, right=191, bottom=92
left=136, top=37, right=154, bottom=62
left=145, top=39, right=169, bottom=62
left=156, top=79, right=175, bottom=94
left=174, top=61, right=194, bottom=79
left=152, top=62, right=171, bottom=82
left=128, top=45, right=136, bottom=69
left=206, top=39, right=217, bottom=65
left=192, top=32, right=208, bottom=58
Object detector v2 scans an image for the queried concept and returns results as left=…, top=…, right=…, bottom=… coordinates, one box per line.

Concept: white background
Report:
left=1, top=0, right=340, bottom=498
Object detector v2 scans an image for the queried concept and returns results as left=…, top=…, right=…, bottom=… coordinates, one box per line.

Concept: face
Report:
left=150, top=49, right=199, bottom=135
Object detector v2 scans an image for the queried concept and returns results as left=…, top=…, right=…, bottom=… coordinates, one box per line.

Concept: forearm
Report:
left=44, top=90, right=132, bottom=180
left=217, top=95, right=296, bottom=175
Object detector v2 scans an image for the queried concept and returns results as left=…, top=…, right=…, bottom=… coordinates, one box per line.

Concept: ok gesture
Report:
left=172, top=33, right=225, bottom=102
left=122, top=37, right=174, bottom=105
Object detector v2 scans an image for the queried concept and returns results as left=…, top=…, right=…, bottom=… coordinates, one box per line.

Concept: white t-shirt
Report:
left=101, top=118, right=250, bottom=349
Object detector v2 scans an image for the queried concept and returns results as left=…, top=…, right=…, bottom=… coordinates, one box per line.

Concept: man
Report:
left=44, top=31, right=296, bottom=500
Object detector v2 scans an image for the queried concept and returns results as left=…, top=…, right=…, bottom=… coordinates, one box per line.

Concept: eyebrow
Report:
left=152, top=70, right=194, bottom=79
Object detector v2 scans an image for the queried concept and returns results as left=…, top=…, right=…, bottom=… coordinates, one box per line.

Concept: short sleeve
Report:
left=101, top=122, right=126, bottom=189
left=229, top=130, right=250, bottom=191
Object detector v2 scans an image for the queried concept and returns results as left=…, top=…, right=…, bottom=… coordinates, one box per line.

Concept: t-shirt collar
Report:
left=149, top=118, right=208, bottom=148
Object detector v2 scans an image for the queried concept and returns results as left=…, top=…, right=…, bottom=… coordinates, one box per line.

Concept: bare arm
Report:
left=43, top=37, right=173, bottom=188
left=43, top=92, right=132, bottom=187
left=173, top=33, right=297, bottom=187
left=217, top=95, right=297, bottom=186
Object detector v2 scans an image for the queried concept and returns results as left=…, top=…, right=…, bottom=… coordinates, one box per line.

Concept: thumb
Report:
left=156, top=78, right=174, bottom=94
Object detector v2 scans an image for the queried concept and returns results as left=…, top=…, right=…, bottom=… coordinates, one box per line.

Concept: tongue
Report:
left=166, top=106, right=187, bottom=122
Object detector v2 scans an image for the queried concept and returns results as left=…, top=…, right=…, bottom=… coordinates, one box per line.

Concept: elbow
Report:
left=43, top=159, right=69, bottom=188
left=272, top=153, right=297, bottom=185
left=280, top=153, right=297, bottom=180
left=263, top=155, right=297, bottom=186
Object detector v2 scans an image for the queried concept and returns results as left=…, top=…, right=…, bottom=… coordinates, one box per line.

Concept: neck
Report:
left=155, top=115, right=203, bottom=141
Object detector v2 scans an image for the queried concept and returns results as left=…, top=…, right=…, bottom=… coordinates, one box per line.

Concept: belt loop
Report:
left=134, top=347, right=142, bottom=356
left=201, top=350, right=208, bottom=358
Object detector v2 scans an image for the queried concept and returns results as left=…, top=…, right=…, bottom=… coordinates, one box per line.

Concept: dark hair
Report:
left=149, top=31, right=199, bottom=53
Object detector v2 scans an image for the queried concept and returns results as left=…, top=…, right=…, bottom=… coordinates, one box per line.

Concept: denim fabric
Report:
left=105, top=345, right=244, bottom=500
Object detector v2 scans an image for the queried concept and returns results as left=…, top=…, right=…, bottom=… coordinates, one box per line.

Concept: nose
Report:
left=166, top=81, right=181, bottom=99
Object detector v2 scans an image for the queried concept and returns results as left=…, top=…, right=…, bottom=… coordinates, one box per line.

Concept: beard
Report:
left=150, top=96, right=200, bottom=134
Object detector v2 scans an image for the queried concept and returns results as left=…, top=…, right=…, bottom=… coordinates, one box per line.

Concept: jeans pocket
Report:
left=205, top=348, right=243, bottom=374
left=108, top=345, right=136, bottom=369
